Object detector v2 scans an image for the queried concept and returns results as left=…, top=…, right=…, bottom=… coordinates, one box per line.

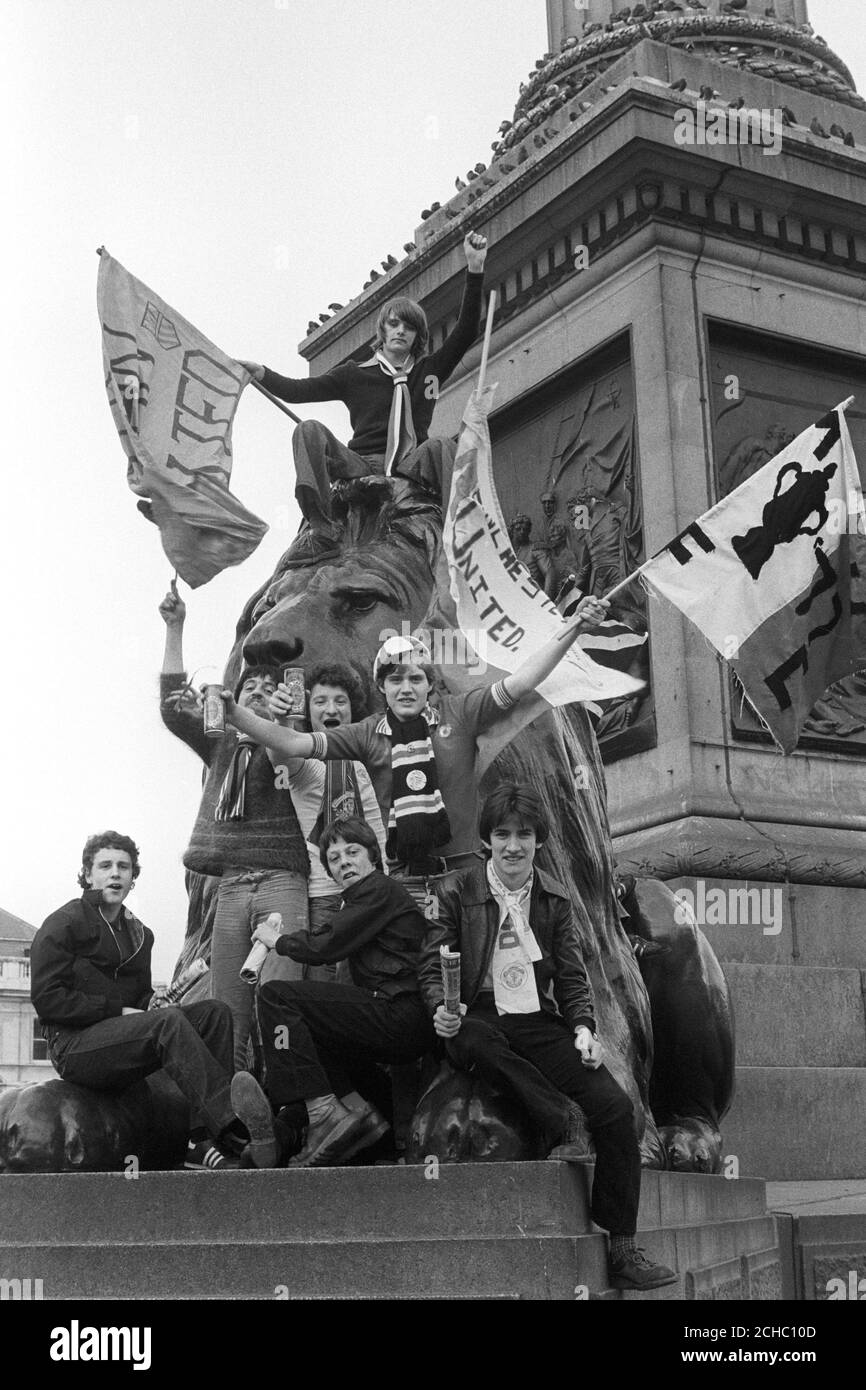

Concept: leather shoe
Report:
left=339, top=1104, right=391, bottom=1163
left=288, top=1104, right=366, bottom=1168
left=610, top=1248, right=678, bottom=1290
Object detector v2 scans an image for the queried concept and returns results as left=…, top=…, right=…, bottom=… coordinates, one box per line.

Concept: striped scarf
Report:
left=214, top=737, right=255, bottom=821
left=377, top=705, right=450, bottom=860
left=374, top=351, right=417, bottom=475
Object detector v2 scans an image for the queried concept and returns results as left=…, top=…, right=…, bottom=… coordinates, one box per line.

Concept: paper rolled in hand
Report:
left=149, top=956, right=208, bottom=1009
left=440, top=945, right=461, bottom=1015
left=240, top=940, right=270, bottom=985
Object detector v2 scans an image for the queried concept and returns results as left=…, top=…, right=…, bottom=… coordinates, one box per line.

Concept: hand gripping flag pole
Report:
left=476, top=290, right=498, bottom=397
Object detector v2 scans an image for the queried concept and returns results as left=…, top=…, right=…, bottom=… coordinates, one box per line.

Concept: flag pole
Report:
left=476, top=290, right=498, bottom=396
left=602, top=559, right=655, bottom=603
left=250, top=377, right=304, bottom=425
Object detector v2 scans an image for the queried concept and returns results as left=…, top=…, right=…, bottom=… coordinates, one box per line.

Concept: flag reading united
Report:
left=641, top=403, right=866, bottom=752
left=443, top=386, right=645, bottom=709
left=97, top=249, right=267, bottom=587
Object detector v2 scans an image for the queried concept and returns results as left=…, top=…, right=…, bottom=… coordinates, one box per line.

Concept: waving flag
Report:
left=641, top=402, right=866, bottom=752
left=97, top=248, right=266, bottom=587
left=443, top=387, right=645, bottom=708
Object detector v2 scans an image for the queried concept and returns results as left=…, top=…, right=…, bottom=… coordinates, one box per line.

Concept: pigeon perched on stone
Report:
left=810, top=117, right=829, bottom=138
left=307, top=320, right=319, bottom=334
left=327, top=302, right=344, bottom=312
left=699, top=85, right=718, bottom=101
left=729, top=96, right=745, bottom=110
left=631, top=4, right=651, bottom=20
left=722, top=0, right=748, bottom=11
left=669, top=77, right=688, bottom=91
left=533, top=133, right=547, bottom=148
left=403, top=242, right=416, bottom=254
left=583, top=21, right=603, bottom=36
left=844, top=131, right=856, bottom=147
left=455, top=176, right=467, bottom=191
left=499, top=120, right=513, bottom=135
left=780, top=106, right=798, bottom=126
left=612, top=6, right=632, bottom=21
left=516, top=145, right=530, bottom=163
left=688, top=1, right=707, bottom=10
left=764, top=4, right=776, bottom=15
left=466, top=169, right=478, bottom=182
left=318, top=313, right=331, bottom=324
left=382, top=254, right=398, bottom=269
left=368, top=268, right=381, bottom=280
left=830, top=124, right=847, bottom=140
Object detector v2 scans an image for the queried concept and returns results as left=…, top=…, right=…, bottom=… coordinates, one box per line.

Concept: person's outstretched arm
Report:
left=502, top=594, right=609, bottom=703
left=158, top=586, right=213, bottom=763
left=223, top=691, right=315, bottom=761
left=424, top=233, right=488, bottom=385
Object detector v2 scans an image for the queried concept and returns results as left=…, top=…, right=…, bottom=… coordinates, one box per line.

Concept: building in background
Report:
left=0, top=906, right=52, bottom=1092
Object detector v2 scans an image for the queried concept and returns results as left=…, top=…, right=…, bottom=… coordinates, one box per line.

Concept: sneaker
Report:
left=288, top=1104, right=366, bottom=1168
left=339, top=1104, right=391, bottom=1163
left=184, top=1140, right=240, bottom=1171
left=230, top=1071, right=278, bottom=1169
left=609, top=1247, right=678, bottom=1291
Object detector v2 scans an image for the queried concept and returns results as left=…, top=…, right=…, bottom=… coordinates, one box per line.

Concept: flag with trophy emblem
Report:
left=641, top=402, right=866, bottom=752
left=443, top=387, right=645, bottom=708
left=97, top=248, right=267, bottom=587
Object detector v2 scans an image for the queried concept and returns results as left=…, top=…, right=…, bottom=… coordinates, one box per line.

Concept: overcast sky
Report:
left=2, top=0, right=863, bottom=978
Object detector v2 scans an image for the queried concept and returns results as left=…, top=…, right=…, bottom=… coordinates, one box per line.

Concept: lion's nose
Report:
left=242, top=636, right=304, bottom=668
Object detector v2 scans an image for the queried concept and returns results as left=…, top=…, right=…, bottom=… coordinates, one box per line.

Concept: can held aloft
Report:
left=282, top=667, right=306, bottom=719
left=202, top=684, right=226, bottom=738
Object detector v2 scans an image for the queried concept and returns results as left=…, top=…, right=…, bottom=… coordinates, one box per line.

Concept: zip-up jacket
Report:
left=418, top=863, right=597, bottom=1033
left=275, top=869, right=425, bottom=1000
left=30, top=890, right=154, bottom=1029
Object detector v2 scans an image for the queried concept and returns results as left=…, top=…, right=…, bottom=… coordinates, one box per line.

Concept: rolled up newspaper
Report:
left=240, top=912, right=284, bottom=984
left=149, top=956, right=208, bottom=1009
left=240, top=941, right=269, bottom=984
left=440, top=945, right=461, bottom=1015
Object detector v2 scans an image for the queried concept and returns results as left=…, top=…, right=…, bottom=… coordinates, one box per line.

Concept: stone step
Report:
left=0, top=1165, right=779, bottom=1300
left=0, top=1163, right=771, bottom=1246
left=0, top=1233, right=612, bottom=1301
left=723, top=1068, right=866, bottom=1181
left=0, top=1216, right=778, bottom=1301
left=722, top=965, right=866, bottom=1068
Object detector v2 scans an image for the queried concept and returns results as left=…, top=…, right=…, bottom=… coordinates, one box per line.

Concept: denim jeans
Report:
left=48, top=999, right=235, bottom=1139
left=211, top=868, right=309, bottom=1070
left=447, top=1000, right=640, bottom=1236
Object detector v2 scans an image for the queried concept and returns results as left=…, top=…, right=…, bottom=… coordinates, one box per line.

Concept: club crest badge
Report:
left=406, top=770, right=427, bottom=792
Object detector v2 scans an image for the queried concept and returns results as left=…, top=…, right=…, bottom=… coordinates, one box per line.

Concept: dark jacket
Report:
left=31, top=891, right=154, bottom=1031
left=418, top=864, right=596, bottom=1033
left=275, top=870, right=425, bottom=1000
left=261, top=271, right=484, bottom=456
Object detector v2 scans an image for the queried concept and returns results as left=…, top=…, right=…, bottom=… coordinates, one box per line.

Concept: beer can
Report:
left=202, top=684, right=226, bottom=738
left=282, top=666, right=306, bottom=718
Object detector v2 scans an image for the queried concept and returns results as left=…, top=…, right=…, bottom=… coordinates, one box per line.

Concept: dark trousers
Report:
left=254, top=980, right=433, bottom=1108
left=48, top=1000, right=235, bottom=1139
left=292, top=419, right=456, bottom=535
left=446, top=1000, right=640, bottom=1236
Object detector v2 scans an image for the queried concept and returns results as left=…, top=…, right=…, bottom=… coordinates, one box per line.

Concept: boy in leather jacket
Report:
left=417, top=783, right=677, bottom=1292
